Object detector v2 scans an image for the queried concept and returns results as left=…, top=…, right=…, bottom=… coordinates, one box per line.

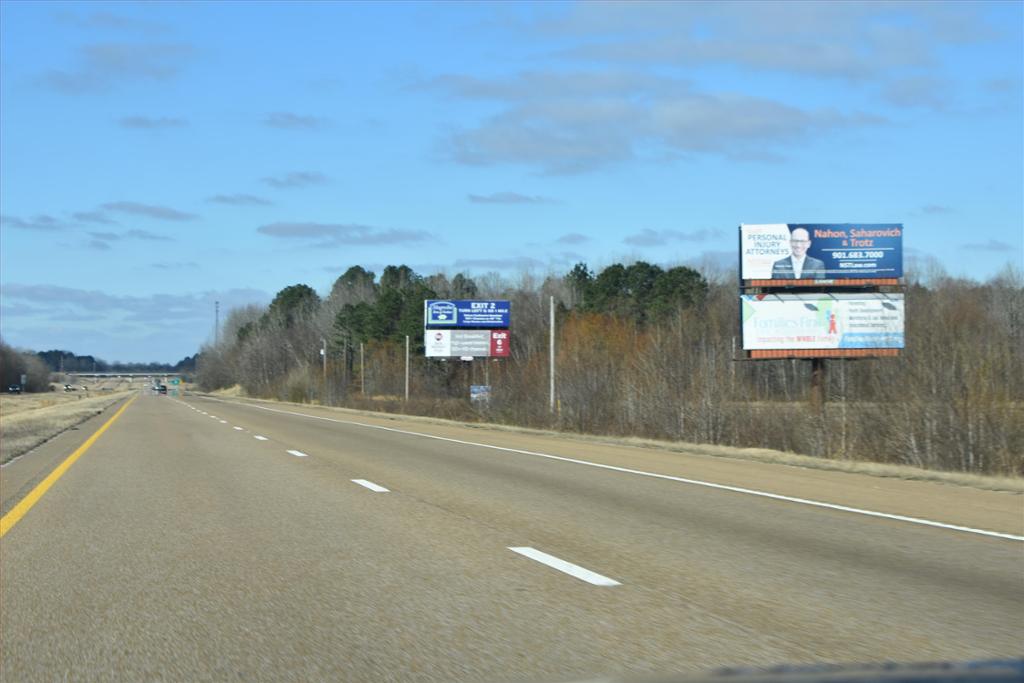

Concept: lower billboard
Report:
left=424, top=329, right=511, bottom=358
left=742, top=293, right=904, bottom=352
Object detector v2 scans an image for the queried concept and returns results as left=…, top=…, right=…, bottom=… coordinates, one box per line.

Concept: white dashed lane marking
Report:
left=352, top=479, right=389, bottom=493
left=508, top=547, right=620, bottom=586
left=287, top=450, right=309, bottom=458
left=254, top=436, right=269, bottom=441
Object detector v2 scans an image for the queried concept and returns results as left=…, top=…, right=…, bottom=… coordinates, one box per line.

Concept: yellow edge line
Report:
left=0, top=396, right=136, bottom=538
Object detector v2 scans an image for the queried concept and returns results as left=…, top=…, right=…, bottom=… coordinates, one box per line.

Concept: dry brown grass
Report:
left=0, top=391, right=134, bottom=465
left=0, top=392, right=87, bottom=417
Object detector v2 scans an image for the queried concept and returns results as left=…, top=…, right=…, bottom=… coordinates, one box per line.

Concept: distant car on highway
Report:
left=158, top=384, right=168, bottom=394
left=7, top=385, right=22, bottom=394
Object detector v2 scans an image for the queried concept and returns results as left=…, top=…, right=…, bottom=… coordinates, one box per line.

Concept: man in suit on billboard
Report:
left=772, top=227, right=826, bottom=279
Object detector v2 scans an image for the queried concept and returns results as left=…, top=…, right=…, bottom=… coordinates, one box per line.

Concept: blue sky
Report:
left=1, top=1, right=1021, bottom=363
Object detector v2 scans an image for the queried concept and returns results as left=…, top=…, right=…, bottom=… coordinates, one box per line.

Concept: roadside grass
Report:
left=0, top=391, right=134, bottom=465
left=0, top=391, right=94, bottom=417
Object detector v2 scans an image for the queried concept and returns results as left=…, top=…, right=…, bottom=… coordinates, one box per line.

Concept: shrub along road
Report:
left=1, top=393, right=1021, bottom=681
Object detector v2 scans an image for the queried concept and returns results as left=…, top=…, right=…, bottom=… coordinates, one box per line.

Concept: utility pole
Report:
left=320, top=338, right=327, bottom=402
left=549, top=295, right=555, bottom=414
left=360, top=342, right=365, bottom=397
left=404, top=335, right=410, bottom=402
left=215, top=301, right=220, bottom=346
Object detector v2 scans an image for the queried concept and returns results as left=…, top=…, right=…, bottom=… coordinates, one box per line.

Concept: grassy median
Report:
left=0, top=391, right=134, bottom=465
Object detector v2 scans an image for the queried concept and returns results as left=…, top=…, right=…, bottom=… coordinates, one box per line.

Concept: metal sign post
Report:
left=424, top=299, right=511, bottom=404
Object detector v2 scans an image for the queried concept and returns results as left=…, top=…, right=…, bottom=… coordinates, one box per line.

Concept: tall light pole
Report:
left=214, top=301, right=220, bottom=346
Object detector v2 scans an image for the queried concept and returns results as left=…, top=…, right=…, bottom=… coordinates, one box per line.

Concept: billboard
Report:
left=741, top=293, right=904, bottom=351
left=425, top=300, right=511, bottom=328
left=740, top=224, right=903, bottom=282
left=424, top=329, right=511, bottom=358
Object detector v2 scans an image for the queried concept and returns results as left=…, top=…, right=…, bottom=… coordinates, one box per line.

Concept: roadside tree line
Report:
left=0, top=339, right=52, bottom=392
left=196, top=262, right=1024, bottom=476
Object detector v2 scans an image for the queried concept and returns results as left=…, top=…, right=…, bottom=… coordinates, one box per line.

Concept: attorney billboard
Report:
left=741, top=293, right=904, bottom=350
left=740, top=224, right=903, bottom=282
left=424, top=300, right=511, bottom=328
left=424, top=329, right=512, bottom=358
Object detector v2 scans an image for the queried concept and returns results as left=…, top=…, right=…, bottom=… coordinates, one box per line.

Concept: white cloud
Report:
left=101, top=201, right=198, bottom=221
left=119, top=115, right=187, bottom=129
left=38, top=42, right=195, bottom=94
left=261, top=171, right=329, bottom=189
left=432, top=71, right=881, bottom=173
left=264, top=112, right=330, bottom=129
left=258, top=222, right=432, bottom=246
left=468, top=191, right=555, bottom=204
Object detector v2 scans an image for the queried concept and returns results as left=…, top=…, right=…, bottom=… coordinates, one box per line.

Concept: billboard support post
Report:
left=840, top=359, right=848, bottom=457
left=730, top=336, right=736, bottom=384
left=810, top=358, right=827, bottom=412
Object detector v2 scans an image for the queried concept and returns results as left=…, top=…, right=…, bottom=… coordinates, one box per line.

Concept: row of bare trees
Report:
left=197, top=263, right=1023, bottom=476
left=0, top=339, right=52, bottom=392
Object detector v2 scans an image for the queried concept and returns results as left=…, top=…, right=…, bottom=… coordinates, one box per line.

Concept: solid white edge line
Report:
left=509, top=547, right=620, bottom=586
left=202, top=398, right=1024, bottom=542
left=352, top=479, right=390, bottom=493
left=253, top=435, right=269, bottom=441
left=286, top=449, right=309, bottom=458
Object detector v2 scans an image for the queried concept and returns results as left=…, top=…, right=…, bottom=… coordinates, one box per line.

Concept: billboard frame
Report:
left=738, top=223, right=904, bottom=288
left=736, top=223, right=906, bottom=364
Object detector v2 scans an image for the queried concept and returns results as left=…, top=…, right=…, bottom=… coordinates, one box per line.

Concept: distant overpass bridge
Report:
left=64, top=372, right=183, bottom=379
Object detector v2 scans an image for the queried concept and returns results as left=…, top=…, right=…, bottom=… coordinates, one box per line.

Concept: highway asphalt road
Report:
left=2, top=392, right=1022, bottom=682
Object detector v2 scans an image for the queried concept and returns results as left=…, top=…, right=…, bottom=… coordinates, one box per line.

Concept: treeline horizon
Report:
left=0, top=342, right=197, bottom=391
left=196, top=260, right=1023, bottom=477
left=34, top=349, right=198, bottom=375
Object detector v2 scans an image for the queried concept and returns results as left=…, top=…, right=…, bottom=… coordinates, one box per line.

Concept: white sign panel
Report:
left=742, top=293, right=904, bottom=350
left=450, top=330, right=491, bottom=356
left=740, top=223, right=792, bottom=280
left=425, top=330, right=451, bottom=357
left=424, top=329, right=498, bottom=357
